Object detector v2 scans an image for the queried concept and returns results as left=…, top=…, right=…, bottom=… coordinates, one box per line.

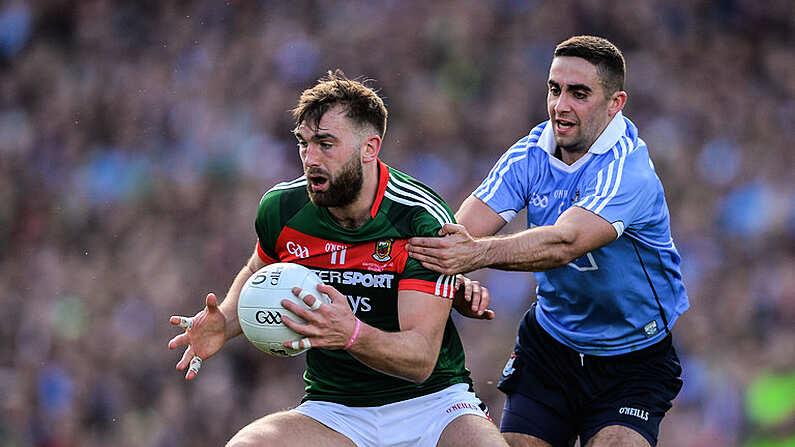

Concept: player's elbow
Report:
left=556, top=245, right=582, bottom=266
left=548, top=251, right=574, bottom=268
left=406, top=351, right=439, bottom=384
left=552, top=227, right=582, bottom=267
left=406, top=364, right=435, bottom=384
left=399, top=330, right=442, bottom=384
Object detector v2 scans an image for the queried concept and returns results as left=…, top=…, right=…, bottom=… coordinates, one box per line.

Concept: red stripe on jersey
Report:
left=257, top=241, right=278, bottom=265
left=275, top=227, right=408, bottom=273
left=370, top=159, right=390, bottom=219
left=399, top=278, right=455, bottom=299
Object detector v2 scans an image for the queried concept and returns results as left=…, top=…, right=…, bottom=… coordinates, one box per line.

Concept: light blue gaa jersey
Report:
left=474, top=112, right=689, bottom=355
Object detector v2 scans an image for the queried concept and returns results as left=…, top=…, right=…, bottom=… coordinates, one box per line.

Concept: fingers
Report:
left=293, top=287, right=323, bottom=310
left=282, top=292, right=321, bottom=325
left=315, top=283, right=345, bottom=304
left=477, top=286, right=490, bottom=315
left=439, top=223, right=465, bottom=236
left=470, top=280, right=482, bottom=312
left=170, top=316, right=194, bottom=330
left=177, top=346, right=194, bottom=371
left=407, top=236, right=446, bottom=250
left=176, top=346, right=203, bottom=380
left=205, top=292, right=219, bottom=309
left=288, top=337, right=312, bottom=351
left=308, top=295, right=323, bottom=310
left=168, top=332, right=190, bottom=350
left=170, top=293, right=218, bottom=382
left=462, top=277, right=473, bottom=303
left=281, top=287, right=329, bottom=336
left=171, top=292, right=217, bottom=331
left=463, top=280, right=489, bottom=316
left=280, top=312, right=316, bottom=337
left=418, top=259, right=452, bottom=275
left=406, top=246, right=453, bottom=271
left=185, top=356, right=202, bottom=381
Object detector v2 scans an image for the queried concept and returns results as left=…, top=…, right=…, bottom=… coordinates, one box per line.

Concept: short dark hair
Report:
left=554, top=36, right=626, bottom=96
left=292, top=70, right=387, bottom=138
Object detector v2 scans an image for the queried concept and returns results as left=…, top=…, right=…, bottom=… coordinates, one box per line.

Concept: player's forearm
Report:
left=479, top=225, right=580, bottom=271
left=346, top=324, right=439, bottom=384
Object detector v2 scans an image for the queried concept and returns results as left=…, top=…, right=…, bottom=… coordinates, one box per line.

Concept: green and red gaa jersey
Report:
left=254, top=159, right=472, bottom=407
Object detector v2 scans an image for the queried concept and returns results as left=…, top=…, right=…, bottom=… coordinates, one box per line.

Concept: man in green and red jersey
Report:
left=168, top=71, right=507, bottom=447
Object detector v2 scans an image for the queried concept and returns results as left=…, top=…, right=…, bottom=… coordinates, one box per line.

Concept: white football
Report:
left=237, top=262, right=329, bottom=357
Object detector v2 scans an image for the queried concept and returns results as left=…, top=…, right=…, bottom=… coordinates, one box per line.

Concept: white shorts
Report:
left=292, top=383, right=491, bottom=447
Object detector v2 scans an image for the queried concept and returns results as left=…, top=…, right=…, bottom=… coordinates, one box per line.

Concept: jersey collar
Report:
left=539, top=111, right=627, bottom=155
left=370, top=159, right=389, bottom=219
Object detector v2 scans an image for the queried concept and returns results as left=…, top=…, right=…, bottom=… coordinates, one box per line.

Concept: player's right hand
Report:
left=168, top=293, right=228, bottom=381
left=280, top=283, right=357, bottom=351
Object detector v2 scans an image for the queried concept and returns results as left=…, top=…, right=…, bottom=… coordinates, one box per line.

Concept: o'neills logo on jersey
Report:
left=619, top=407, right=649, bottom=421
left=313, top=270, right=395, bottom=289
left=372, top=239, right=393, bottom=262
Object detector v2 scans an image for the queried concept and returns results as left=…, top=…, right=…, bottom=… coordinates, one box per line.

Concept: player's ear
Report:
left=361, top=134, right=381, bottom=163
left=608, top=90, right=627, bottom=117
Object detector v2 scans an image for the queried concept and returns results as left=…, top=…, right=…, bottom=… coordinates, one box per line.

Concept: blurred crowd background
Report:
left=1, top=1, right=793, bottom=446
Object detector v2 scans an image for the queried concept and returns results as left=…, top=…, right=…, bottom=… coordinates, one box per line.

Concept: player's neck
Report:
left=555, top=146, right=587, bottom=165
left=326, top=163, right=379, bottom=229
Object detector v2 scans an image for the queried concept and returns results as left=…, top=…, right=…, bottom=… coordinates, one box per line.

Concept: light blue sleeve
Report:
left=472, top=137, right=534, bottom=222
left=575, top=140, right=660, bottom=236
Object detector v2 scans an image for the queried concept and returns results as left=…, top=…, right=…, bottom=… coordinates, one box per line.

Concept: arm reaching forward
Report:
left=407, top=197, right=617, bottom=275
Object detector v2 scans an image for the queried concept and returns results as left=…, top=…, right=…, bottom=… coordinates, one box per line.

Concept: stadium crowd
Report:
left=0, top=1, right=793, bottom=446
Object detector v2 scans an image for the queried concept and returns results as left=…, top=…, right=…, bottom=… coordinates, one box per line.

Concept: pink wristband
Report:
left=344, top=318, right=361, bottom=350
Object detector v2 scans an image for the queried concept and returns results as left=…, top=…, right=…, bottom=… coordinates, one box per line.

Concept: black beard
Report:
left=306, top=154, right=363, bottom=208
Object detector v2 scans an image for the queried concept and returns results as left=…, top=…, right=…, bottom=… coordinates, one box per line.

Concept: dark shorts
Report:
left=498, top=305, right=683, bottom=447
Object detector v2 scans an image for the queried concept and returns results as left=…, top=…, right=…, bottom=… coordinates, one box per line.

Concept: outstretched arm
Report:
left=476, top=205, right=617, bottom=270
left=408, top=204, right=617, bottom=275
left=282, top=286, right=451, bottom=384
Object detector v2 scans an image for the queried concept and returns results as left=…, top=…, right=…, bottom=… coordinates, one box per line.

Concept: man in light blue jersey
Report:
left=407, top=36, right=688, bottom=447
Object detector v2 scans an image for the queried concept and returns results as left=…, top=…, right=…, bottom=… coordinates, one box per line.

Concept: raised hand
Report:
left=168, top=293, right=229, bottom=381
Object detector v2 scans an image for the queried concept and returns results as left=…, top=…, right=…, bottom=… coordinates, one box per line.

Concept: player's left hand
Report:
left=407, top=223, right=485, bottom=275
left=280, top=283, right=358, bottom=351
left=453, top=275, right=495, bottom=320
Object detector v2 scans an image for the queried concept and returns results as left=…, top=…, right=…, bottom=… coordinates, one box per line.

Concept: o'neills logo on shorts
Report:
left=446, top=402, right=480, bottom=414
left=619, top=407, right=649, bottom=421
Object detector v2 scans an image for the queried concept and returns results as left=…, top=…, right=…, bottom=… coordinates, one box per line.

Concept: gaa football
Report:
left=237, top=262, right=329, bottom=357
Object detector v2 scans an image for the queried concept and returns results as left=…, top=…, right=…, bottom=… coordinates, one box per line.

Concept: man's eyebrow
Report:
left=311, top=133, right=337, bottom=141
left=567, top=83, right=592, bottom=93
left=292, top=130, right=338, bottom=141
left=547, top=80, right=592, bottom=93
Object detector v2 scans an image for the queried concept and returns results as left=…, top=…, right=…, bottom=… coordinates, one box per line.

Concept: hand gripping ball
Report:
left=237, top=263, right=329, bottom=357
